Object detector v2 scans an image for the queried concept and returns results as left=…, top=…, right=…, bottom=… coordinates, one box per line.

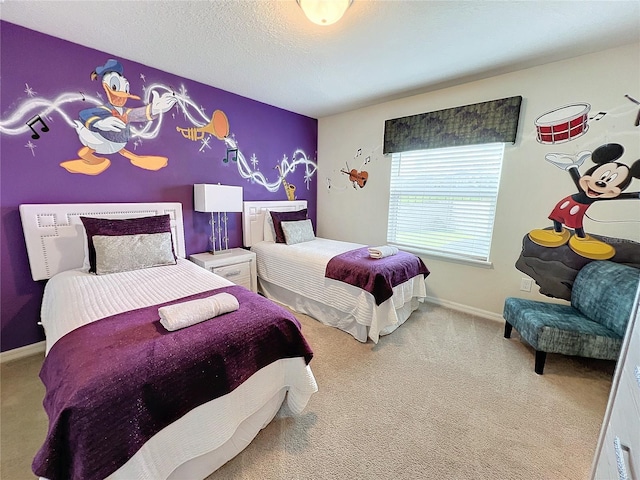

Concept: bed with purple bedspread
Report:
left=251, top=237, right=429, bottom=343
left=33, top=285, right=313, bottom=480
left=325, top=247, right=430, bottom=305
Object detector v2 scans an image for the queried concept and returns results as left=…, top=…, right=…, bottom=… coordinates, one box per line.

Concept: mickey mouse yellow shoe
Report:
left=528, top=228, right=571, bottom=248
left=568, top=235, right=616, bottom=260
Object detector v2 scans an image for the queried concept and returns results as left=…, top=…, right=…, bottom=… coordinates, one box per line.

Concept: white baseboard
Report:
left=424, top=296, right=505, bottom=323
left=0, top=341, right=45, bottom=363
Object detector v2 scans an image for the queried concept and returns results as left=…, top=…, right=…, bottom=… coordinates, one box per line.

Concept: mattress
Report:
left=37, top=258, right=317, bottom=480
left=41, top=258, right=231, bottom=354
left=251, top=238, right=427, bottom=342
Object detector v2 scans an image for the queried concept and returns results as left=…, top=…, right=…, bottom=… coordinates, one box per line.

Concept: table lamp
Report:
left=194, top=184, right=243, bottom=253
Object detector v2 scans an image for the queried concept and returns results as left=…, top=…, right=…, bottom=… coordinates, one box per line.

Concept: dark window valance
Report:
left=383, top=95, right=522, bottom=154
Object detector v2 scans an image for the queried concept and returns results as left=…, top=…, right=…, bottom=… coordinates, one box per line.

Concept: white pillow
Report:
left=263, top=211, right=276, bottom=242
left=281, top=219, right=315, bottom=245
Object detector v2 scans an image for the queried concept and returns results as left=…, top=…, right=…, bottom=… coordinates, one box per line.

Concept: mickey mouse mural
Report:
left=515, top=98, right=640, bottom=300
left=528, top=143, right=640, bottom=260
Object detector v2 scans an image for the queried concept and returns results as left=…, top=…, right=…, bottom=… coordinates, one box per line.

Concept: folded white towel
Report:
left=159, top=292, right=239, bottom=331
left=368, top=245, right=399, bottom=259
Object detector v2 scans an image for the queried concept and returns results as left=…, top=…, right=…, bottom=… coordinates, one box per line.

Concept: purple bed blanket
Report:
left=32, top=285, right=313, bottom=480
left=325, top=247, right=430, bottom=305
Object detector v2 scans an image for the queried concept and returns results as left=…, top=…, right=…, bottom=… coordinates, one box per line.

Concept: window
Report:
left=387, top=143, right=505, bottom=265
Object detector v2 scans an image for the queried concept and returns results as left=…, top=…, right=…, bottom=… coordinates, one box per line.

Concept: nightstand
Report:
left=189, top=248, right=257, bottom=293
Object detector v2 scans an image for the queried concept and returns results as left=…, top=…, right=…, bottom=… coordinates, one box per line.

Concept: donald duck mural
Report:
left=0, top=55, right=316, bottom=191
left=61, top=59, right=178, bottom=175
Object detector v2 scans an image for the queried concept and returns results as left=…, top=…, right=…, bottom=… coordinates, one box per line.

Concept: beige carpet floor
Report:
left=1, top=302, right=614, bottom=480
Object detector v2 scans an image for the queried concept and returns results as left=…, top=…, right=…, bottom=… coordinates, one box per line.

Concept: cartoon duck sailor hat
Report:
left=91, top=59, right=140, bottom=105
left=90, top=59, right=124, bottom=81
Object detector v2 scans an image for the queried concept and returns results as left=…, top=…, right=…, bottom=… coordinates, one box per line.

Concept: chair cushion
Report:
left=571, top=261, right=640, bottom=337
left=503, top=298, right=622, bottom=360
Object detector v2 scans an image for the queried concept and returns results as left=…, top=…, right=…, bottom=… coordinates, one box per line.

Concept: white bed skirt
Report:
left=40, top=358, right=316, bottom=480
left=258, top=277, right=424, bottom=343
left=112, top=357, right=316, bottom=480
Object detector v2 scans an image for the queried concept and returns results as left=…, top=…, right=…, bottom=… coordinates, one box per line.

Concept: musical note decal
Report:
left=26, top=115, right=49, bottom=140
left=223, top=148, right=238, bottom=163
left=589, top=111, right=607, bottom=121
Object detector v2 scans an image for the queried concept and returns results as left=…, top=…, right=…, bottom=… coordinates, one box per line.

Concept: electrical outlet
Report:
left=520, top=278, right=533, bottom=292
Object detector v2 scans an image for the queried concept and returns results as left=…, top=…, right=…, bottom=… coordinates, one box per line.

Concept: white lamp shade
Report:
left=297, top=0, right=352, bottom=26
left=194, top=184, right=243, bottom=213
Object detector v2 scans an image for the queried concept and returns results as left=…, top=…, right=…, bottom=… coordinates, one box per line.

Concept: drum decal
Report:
left=535, top=103, right=591, bottom=145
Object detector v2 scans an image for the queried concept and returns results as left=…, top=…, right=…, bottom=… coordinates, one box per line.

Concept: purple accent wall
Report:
left=0, top=22, right=318, bottom=352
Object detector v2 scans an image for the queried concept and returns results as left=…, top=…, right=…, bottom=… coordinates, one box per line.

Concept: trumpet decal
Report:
left=176, top=110, right=229, bottom=142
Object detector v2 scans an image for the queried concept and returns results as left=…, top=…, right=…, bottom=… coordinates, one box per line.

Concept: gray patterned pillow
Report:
left=81, top=214, right=174, bottom=273
left=281, top=219, right=315, bottom=245
left=93, top=232, right=176, bottom=275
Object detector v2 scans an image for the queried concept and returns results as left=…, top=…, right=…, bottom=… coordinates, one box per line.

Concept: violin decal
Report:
left=341, top=167, right=368, bottom=188
left=326, top=147, right=379, bottom=192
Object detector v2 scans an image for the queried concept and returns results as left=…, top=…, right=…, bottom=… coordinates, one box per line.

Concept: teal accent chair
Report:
left=503, top=261, right=640, bottom=374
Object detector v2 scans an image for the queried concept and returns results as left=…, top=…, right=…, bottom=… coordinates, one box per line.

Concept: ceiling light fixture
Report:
left=297, top=0, right=353, bottom=26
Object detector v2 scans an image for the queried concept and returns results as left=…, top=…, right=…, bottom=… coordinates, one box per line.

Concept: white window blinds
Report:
left=387, top=143, right=505, bottom=263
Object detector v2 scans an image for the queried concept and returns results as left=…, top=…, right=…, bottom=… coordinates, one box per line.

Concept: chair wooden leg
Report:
left=534, top=351, right=547, bottom=375
left=504, top=321, right=513, bottom=338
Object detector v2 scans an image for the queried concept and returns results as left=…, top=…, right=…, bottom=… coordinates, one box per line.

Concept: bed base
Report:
left=166, top=389, right=286, bottom=480
left=258, top=278, right=421, bottom=342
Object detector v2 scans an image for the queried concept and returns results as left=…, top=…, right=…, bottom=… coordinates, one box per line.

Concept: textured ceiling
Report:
left=1, top=1, right=639, bottom=118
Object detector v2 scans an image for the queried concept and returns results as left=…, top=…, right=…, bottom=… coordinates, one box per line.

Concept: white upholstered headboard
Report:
left=242, top=200, right=308, bottom=247
left=19, top=202, right=186, bottom=281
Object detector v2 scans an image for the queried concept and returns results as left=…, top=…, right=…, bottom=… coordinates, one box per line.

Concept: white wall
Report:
left=317, top=43, right=640, bottom=318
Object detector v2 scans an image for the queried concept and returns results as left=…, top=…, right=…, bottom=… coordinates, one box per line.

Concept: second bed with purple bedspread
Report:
left=32, top=285, right=313, bottom=480
left=324, top=247, right=430, bottom=305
